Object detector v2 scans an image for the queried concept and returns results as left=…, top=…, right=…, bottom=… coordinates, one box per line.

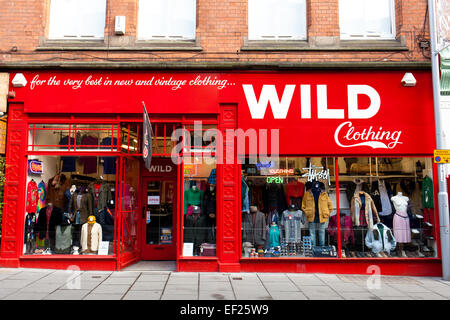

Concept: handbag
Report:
left=312, top=245, right=337, bottom=257
left=200, top=243, right=216, bottom=256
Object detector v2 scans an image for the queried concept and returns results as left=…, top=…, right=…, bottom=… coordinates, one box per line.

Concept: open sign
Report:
left=28, top=159, right=43, bottom=175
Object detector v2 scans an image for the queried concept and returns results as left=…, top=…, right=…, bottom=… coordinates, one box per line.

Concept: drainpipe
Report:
left=428, top=0, right=450, bottom=281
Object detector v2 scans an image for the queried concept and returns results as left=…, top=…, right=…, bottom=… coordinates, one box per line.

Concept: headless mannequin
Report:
left=204, top=184, right=217, bottom=242
left=309, top=181, right=326, bottom=247
left=391, top=192, right=411, bottom=257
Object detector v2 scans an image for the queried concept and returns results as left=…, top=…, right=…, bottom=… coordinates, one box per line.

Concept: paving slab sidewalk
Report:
left=0, top=268, right=449, bottom=300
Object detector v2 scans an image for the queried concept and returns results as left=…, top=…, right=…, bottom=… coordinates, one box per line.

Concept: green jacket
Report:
left=184, top=187, right=204, bottom=214
left=422, top=176, right=434, bottom=208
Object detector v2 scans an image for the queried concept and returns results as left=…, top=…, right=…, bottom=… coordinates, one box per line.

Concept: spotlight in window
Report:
left=401, top=73, right=416, bottom=87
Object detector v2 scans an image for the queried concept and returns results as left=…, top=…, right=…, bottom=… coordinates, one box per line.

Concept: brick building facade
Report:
left=0, top=1, right=442, bottom=275
left=0, top=0, right=431, bottom=67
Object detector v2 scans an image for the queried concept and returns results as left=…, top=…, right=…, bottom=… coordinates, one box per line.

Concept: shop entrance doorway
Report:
left=141, top=176, right=177, bottom=260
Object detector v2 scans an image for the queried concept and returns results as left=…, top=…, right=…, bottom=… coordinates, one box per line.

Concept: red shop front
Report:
left=0, top=70, right=442, bottom=276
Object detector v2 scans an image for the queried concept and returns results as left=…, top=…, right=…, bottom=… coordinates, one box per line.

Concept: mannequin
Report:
left=64, top=184, right=77, bottom=214
left=269, top=220, right=281, bottom=249
left=285, top=178, right=305, bottom=209
left=302, top=181, right=333, bottom=247
left=24, top=212, right=36, bottom=254
left=47, top=173, right=71, bottom=212
left=34, top=202, right=63, bottom=253
left=55, top=213, right=73, bottom=254
left=81, top=215, right=102, bottom=254
left=365, top=222, right=397, bottom=257
left=280, top=204, right=305, bottom=255
left=242, top=206, right=266, bottom=250
left=241, top=176, right=250, bottom=213
left=350, top=191, right=380, bottom=257
left=391, top=192, right=411, bottom=257
left=88, top=177, right=113, bottom=213
left=69, top=186, right=93, bottom=249
left=203, top=184, right=217, bottom=243
left=184, top=183, right=204, bottom=215
left=184, top=206, right=208, bottom=255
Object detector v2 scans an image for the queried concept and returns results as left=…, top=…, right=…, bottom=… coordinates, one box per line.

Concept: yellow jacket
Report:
left=302, top=190, right=333, bottom=223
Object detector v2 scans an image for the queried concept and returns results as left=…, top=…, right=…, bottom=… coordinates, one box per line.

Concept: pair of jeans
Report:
left=309, top=222, right=326, bottom=247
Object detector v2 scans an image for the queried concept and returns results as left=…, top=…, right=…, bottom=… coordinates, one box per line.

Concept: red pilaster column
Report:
left=0, top=103, right=27, bottom=267
left=217, top=104, right=241, bottom=272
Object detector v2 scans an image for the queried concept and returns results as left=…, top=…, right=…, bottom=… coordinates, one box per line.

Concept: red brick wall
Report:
left=0, top=0, right=431, bottom=65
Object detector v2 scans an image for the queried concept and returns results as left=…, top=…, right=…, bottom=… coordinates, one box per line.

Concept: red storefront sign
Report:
left=11, top=70, right=435, bottom=156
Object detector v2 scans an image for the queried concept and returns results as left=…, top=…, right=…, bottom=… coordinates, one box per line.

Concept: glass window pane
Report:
left=241, top=157, right=337, bottom=258
left=339, top=0, right=394, bottom=39
left=49, top=0, right=106, bottom=39
left=24, top=155, right=117, bottom=255
left=145, top=180, right=174, bottom=245
left=182, top=156, right=217, bottom=256
left=249, top=0, right=306, bottom=40
left=138, top=0, right=196, bottom=40
left=337, top=157, right=436, bottom=258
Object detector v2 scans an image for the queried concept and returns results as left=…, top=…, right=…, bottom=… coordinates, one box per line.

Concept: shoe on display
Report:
left=376, top=252, right=383, bottom=258
left=411, top=229, right=420, bottom=234
left=415, top=214, right=424, bottom=219
left=401, top=250, right=407, bottom=258
left=417, top=250, right=425, bottom=257
left=341, top=250, right=346, bottom=258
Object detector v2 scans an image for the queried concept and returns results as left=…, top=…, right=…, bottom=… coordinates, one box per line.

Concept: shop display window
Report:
left=337, top=157, right=436, bottom=258
left=240, top=157, right=436, bottom=259
left=241, top=157, right=338, bottom=258
left=120, top=157, right=139, bottom=255
left=28, top=123, right=119, bottom=152
left=23, top=155, right=117, bottom=256
left=182, top=156, right=217, bottom=257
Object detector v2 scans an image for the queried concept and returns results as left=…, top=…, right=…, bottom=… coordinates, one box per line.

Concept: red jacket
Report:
left=26, top=180, right=39, bottom=213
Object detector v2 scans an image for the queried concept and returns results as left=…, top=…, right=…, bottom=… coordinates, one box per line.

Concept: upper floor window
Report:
left=138, top=0, right=196, bottom=40
left=48, top=0, right=106, bottom=39
left=339, top=0, right=395, bottom=39
left=248, top=0, right=307, bottom=40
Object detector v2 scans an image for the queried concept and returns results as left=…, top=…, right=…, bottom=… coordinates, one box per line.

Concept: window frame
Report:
left=339, top=0, right=396, bottom=40
left=48, top=0, right=107, bottom=40
left=247, top=0, right=307, bottom=41
left=137, top=0, right=197, bottom=41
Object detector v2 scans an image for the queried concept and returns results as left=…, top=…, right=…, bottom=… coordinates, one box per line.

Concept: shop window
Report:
left=241, top=157, right=338, bottom=258
left=121, top=123, right=141, bottom=154
left=28, top=123, right=119, bottom=152
left=48, top=0, right=106, bottom=40
left=248, top=0, right=307, bottom=40
left=120, top=157, right=139, bottom=256
left=339, top=0, right=395, bottom=40
left=23, top=155, right=117, bottom=256
left=182, top=123, right=217, bottom=154
left=137, top=0, right=196, bottom=40
left=182, top=156, right=217, bottom=257
left=337, top=157, right=436, bottom=258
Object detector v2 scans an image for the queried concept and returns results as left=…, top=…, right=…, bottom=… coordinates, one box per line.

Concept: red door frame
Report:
left=139, top=175, right=178, bottom=260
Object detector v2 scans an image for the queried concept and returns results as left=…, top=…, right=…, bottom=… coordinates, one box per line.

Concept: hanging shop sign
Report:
left=27, top=159, right=43, bottom=175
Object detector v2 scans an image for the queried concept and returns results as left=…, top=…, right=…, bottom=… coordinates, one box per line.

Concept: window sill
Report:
left=37, top=38, right=203, bottom=51
left=241, top=37, right=408, bottom=52
left=241, top=39, right=309, bottom=51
